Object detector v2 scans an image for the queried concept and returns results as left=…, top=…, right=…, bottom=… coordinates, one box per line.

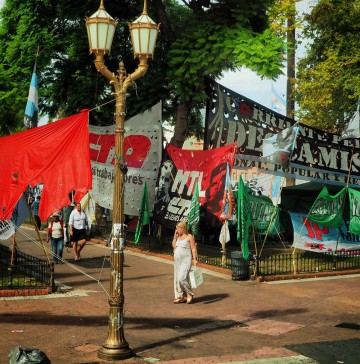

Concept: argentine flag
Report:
left=24, top=62, right=38, bottom=129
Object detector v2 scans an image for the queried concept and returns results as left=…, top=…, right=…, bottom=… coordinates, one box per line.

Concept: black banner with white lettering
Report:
left=205, top=79, right=360, bottom=187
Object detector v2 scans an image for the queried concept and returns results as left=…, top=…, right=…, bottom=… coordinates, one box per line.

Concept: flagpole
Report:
left=221, top=221, right=227, bottom=267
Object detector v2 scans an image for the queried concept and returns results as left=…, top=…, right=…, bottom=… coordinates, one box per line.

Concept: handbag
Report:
left=189, top=266, right=204, bottom=288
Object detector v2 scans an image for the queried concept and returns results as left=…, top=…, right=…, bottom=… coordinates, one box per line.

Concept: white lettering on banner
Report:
left=205, top=80, right=360, bottom=184
left=158, top=169, right=208, bottom=222
left=0, top=220, right=14, bottom=240
left=233, top=156, right=360, bottom=188
left=167, top=197, right=190, bottom=215
left=171, top=170, right=206, bottom=197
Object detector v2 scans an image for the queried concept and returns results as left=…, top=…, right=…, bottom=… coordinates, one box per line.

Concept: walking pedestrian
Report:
left=172, top=221, right=198, bottom=304
left=69, top=202, right=88, bottom=261
left=46, top=213, right=64, bottom=264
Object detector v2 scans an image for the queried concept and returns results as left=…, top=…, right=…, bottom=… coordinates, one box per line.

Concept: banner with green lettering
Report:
left=307, top=187, right=346, bottom=228
left=348, top=188, right=360, bottom=234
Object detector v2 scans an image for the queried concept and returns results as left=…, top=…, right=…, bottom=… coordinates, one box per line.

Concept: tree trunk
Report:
left=170, top=101, right=193, bottom=147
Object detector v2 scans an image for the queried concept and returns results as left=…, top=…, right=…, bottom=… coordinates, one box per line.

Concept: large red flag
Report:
left=153, top=144, right=235, bottom=228
left=0, top=110, right=92, bottom=220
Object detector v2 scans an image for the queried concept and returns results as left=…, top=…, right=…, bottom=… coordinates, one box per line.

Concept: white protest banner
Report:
left=290, top=212, right=360, bottom=252
left=0, top=196, right=30, bottom=240
left=89, top=103, right=162, bottom=216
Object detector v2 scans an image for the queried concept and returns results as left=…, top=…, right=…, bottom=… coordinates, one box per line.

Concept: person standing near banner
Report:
left=69, top=202, right=88, bottom=261
left=31, top=196, right=42, bottom=230
left=46, top=213, right=64, bottom=264
left=172, top=221, right=198, bottom=304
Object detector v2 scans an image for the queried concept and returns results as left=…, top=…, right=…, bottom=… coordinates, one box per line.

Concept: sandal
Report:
left=187, top=295, right=194, bottom=304
left=173, top=298, right=186, bottom=304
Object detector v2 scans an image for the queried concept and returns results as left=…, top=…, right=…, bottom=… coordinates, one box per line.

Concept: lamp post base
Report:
left=97, top=343, right=133, bottom=361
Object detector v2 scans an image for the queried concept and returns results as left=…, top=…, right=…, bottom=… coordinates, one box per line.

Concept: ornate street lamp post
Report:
left=85, top=0, right=159, bottom=360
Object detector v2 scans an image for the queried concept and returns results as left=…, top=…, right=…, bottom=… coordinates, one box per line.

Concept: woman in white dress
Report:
left=172, top=221, right=198, bottom=304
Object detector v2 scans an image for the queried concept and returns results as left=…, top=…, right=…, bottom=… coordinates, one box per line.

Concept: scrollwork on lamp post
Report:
left=85, top=0, right=159, bottom=360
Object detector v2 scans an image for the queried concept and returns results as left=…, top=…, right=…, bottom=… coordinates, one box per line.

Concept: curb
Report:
left=0, top=288, right=49, bottom=297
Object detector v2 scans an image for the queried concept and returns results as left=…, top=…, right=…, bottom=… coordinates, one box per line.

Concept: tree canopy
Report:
left=295, top=0, right=360, bottom=131
left=0, top=0, right=285, bottom=142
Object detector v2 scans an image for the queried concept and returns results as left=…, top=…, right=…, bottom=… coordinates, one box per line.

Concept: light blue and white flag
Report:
left=271, top=84, right=286, bottom=113
left=341, top=101, right=360, bottom=140
left=262, top=124, right=299, bottom=168
left=24, top=62, right=39, bottom=129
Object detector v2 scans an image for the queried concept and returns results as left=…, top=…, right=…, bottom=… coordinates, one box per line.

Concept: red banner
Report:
left=0, top=111, right=92, bottom=220
left=153, top=144, right=235, bottom=228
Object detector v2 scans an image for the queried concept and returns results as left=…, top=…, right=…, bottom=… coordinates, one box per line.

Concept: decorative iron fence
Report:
left=126, top=237, right=234, bottom=268
left=125, top=231, right=360, bottom=277
left=0, top=245, right=54, bottom=290
left=254, top=250, right=360, bottom=276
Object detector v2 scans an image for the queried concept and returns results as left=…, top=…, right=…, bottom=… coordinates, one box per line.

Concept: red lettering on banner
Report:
left=89, top=134, right=114, bottom=164
left=303, top=217, right=329, bottom=240
left=90, top=133, right=151, bottom=168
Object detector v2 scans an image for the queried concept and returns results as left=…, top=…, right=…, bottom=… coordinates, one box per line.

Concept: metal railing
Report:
left=92, top=225, right=360, bottom=278
left=0, top=245, right=54, bottom=290
left=253, top=250, right=360, bottom=276
left=124, top=231, right=360, bottom=277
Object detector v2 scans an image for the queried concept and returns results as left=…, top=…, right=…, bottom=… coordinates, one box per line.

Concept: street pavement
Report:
left=0, top=226, right=359, bottom=364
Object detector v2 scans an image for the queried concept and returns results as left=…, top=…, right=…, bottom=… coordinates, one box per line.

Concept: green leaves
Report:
left=295, top=0, right=360, bottom=130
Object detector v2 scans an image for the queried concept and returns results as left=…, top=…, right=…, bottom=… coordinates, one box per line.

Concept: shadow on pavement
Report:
left=249, top=307, right=309, bottom=318
left=286, top=338, right=360, bottom=364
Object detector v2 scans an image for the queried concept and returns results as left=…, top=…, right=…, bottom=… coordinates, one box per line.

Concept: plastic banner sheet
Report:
left=290, top=212, right=360, bottom=252
left=89, top=103, right=162, bottom=216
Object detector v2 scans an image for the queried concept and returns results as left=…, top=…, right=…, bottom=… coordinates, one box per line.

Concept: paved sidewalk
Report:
left=0, top=227, right=359, bottom=363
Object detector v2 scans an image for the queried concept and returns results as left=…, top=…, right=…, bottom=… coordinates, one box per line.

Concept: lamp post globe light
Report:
left=85, top=0, right=159, bottom=360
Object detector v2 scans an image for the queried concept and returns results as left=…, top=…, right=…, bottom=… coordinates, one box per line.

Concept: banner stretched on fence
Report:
left=290, top=212, right=360, bottom=252
left=89, top=103, right=162, bottom=216
left=0, top=196, right=30, bottom=240
left=205, top=78, right=360, bottom=187
left=153, top=144, right=235, bottom=228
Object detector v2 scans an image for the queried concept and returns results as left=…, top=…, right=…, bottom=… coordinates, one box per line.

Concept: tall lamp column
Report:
left=85, top=0, right=159, bottom=360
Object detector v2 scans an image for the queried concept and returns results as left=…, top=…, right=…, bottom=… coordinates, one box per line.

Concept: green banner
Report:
left=134, top=182, right=150, bottom=244
left=348, top=188, right=360, bottom=234
left=237, top=176, right=252, bottom=260
left=187, top=181, right=200, bottom=235
left=248, top=194, right=281, bottom=236
left=307, top=187, right=346, bottom=228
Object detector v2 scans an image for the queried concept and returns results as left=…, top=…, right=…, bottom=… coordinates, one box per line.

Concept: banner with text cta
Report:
left=89, top=103, right=162, bottom=216
left=205, top=79, right=360, bottom=188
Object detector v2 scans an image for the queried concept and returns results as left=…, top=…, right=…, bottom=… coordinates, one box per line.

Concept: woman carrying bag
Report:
left=172, top=221, right=198, bottom=304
